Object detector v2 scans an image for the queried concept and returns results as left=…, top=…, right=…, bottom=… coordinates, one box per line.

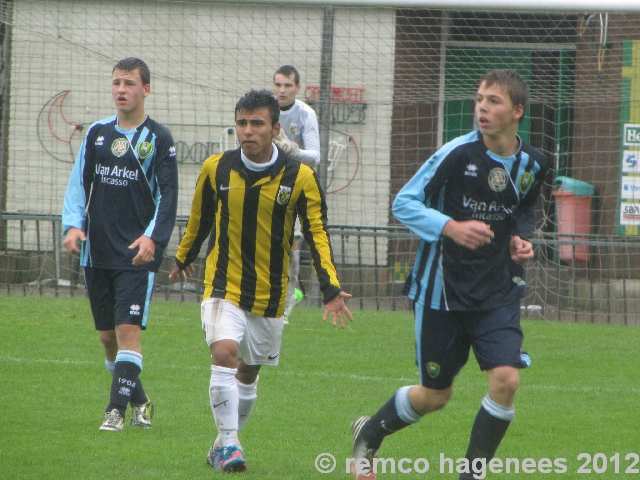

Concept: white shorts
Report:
left=294, top=216, right=302, bottom=237
left=201, top=298, right=285, bottom=366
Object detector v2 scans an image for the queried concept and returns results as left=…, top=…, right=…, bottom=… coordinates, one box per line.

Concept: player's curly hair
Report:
left=479, top=69, right=528, bottom=123
left=235, top=89, right=280, bottom=127
left=113, top=57, right=151, bottom=86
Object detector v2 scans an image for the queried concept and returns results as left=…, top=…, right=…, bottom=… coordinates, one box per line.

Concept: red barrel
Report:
left=552, top=191, right=592, bottom=262
left=552, top=176, right=595, bottom=263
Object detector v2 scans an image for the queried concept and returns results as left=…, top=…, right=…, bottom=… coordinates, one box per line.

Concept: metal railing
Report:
left=4, top=212, right=640, bottom=324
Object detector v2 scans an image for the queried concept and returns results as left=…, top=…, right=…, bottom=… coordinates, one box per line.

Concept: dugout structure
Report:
left=2, top=0, right=640, bottom=324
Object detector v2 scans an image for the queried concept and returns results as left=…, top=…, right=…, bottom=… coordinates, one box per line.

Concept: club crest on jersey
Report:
left=427, top=362, right=440, bottom=378
left=289, top=124, right=298, bottom=135
left=137, top=142, right=154, bottom=159
left=276, top=185, right=292, bottom=205
left=488, top=167, right=508, bottom=192
left=519, top=172, right=534, bottom=195
left=111, top=138, right=129, bottom=157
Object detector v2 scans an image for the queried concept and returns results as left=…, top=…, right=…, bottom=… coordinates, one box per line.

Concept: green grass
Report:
left=1, top=296, right=639, bottom=479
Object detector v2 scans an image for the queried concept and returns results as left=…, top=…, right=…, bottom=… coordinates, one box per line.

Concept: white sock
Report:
left=482, top=394, right=515, bottom=421
left=210, top=365, right=240, bottom=448
left=237, top=376, right=259, bottom=432
left=105, top=359, right=116, bottom=376
left=284, top=249, right=300, bottom=316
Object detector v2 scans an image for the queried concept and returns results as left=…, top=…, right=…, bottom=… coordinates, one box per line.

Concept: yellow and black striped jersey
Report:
left=175, top=147, right=341, bottom=317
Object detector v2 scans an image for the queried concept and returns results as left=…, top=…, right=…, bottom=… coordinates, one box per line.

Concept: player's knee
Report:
left=489, top=366, right=520, bottom=397
left=430, top=388, right=453, bottom=411
left=410, top=385, right=452, bottom=415
left=237, top=362, right=260, bottom=385
left=504, top=374, right=520, bottom=395
left=99, top=330, right=117, bottom=352
left=211, top=340, right=240, bottom=368
left=114, top=323, right=142, bottom=350
left=99, top=329, right=115, bottom=341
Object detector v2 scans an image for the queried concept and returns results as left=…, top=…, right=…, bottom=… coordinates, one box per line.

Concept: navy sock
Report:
left=130, top=378, right=148, bottom=406
left=106, top=361, right=141, bottom=416
left=466, top=405, right=511, bottom=459
left=360, top=388, right=419, bottom=449
left=459, top=405, right=511, bottom=480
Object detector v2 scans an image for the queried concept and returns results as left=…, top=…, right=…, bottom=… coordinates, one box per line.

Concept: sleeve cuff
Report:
left=322, top=285, right=342, bottom=304
left=174, top=258, right=190, bottom=270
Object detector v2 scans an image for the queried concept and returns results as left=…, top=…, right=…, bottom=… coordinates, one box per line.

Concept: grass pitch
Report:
left=1, top=295, right=639, bottom=479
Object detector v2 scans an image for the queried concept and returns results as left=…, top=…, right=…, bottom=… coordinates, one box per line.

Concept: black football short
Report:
left=415, top=302, right=523, bottom=390
left=84, top=267, right=155, bottom=331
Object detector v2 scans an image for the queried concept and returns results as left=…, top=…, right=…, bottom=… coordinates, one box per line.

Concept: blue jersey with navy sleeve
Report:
left=393, top=131, right=549, bottom=311
left=62, top=115, right=178, bottom=272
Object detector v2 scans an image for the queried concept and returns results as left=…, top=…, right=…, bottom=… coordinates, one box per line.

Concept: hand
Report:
left=129, top=235, right=155, bottom=266
left=169, top=262, right=195, bottom=282
left=442, top=219, right=494, bottom=250
left=63, top=227, right=86, bottom=254
left=273, top=129, right=299, bottom=155
left=322, top=291, right=354, bottom=329
left=510, top=235, right=534, bottom=266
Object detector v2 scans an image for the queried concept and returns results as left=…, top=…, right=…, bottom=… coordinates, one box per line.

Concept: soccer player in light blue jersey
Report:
left=350, top=70, right=550, bottom=480
left=62, top=57, right=178, bottom=432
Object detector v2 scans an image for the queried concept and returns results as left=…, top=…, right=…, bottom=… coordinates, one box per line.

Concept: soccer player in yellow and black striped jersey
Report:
left=169, top=89, right=352, bottom=473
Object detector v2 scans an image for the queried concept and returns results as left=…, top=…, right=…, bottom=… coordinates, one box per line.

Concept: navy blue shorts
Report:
left=415, top=302, right=523, bottom=390
left=84, top=267, right=156, bottom=331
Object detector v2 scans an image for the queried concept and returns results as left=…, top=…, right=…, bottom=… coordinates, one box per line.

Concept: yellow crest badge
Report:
left=137, top=142, right=154, bottom=159
left=276, top=185, right=292, bottom=206
left=427, top=362, right=440, bottom=378
left=519, top=172, right=534, bottom=195
left=290, top=124, right=298, bottom=135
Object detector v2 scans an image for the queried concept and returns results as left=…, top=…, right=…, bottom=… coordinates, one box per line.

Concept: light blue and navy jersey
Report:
left=62, top=115, right=178, bottom=272
left=393, top=130, right=549, bottom=311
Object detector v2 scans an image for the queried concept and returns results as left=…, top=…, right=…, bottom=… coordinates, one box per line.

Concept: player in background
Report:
left=272, top=65, right=321, bottom=323
left=349, top=70, right=550, bottom=480
left=62, top=57, right=178, bottom=432
left=169, top=89, right=351, bottom=473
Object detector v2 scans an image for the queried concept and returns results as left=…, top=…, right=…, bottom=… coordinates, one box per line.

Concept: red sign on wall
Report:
left=304, top=86, right=365, bottom=104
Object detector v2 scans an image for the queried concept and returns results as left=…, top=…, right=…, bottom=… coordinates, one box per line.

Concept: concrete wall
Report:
left=5, top=0, right=396, bottom=265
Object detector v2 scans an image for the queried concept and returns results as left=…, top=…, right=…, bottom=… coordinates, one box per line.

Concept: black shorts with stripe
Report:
left=84, top=267, right=156, bottom=331
left=414, top=301, right=523, bottom=390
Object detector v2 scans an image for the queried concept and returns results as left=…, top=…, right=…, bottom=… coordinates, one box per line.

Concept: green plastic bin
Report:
left=553, top=176, right=596, bottom=196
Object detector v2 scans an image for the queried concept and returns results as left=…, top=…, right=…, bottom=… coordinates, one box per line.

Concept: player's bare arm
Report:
left=510, top=235, right=534, bottom=266
left=322, top=291, right=354, bottom=329
left=169, top=262, right=195, bottom=282
left=63, top=227, right=86, bottom=254
left=442, top=219, right=494, bottom=250
left=129, top=235, right=155, bottom=266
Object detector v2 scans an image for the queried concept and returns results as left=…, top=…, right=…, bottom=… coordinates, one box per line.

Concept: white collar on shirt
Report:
left=240, top=143, right=279, bottom=171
